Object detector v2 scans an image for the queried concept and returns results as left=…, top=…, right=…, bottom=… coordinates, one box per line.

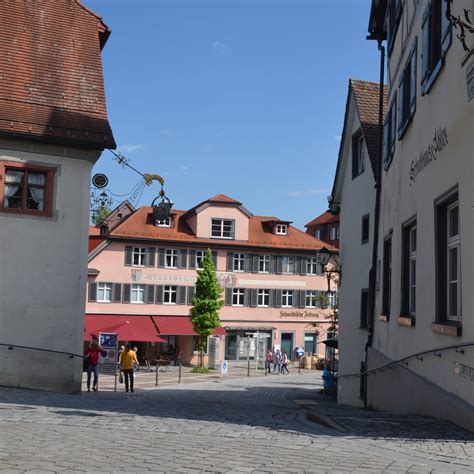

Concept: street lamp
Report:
left=316, top=247, right=332, bottom=270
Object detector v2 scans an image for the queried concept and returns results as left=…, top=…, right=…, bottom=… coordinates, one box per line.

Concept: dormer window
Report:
left=275, top=224, right=287, bottom=235
left=211, top=218, right=234, bottom=239
left=156, top=217, right=171, bottom=227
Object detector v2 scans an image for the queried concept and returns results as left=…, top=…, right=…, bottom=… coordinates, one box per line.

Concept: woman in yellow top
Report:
left=119, top=343, right=139, bottom=393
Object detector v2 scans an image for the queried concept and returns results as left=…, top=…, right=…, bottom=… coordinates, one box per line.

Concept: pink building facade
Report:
left=86, top=195, right=337, bottom=366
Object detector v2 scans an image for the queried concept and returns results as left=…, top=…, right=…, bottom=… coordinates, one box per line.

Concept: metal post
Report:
left=155, top=364, right=159, bottom=386
left=247, top=335, right=250, bottom=377
left=178, top=362, right=182, bottom=383
left=114, top=364, right=117, bottom=392
left=298, top=357, right=301, bottom=374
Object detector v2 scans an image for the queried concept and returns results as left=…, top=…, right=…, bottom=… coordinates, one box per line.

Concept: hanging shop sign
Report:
left=409, top=127, right=448, bottom=185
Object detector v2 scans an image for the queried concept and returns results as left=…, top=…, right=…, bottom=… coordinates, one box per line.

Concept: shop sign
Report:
left=409, top=127, right=448, bottom=185
left=280, top=310, right=321, bottom=318
left=131, top=269, right=237, bottom=287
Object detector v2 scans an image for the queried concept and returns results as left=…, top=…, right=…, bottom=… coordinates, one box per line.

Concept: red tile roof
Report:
left=208, top=194, right=242, bottom=205
left=107, top=206, right=336, bottom=252
left=350, top=80, right=388, bottom=175
left=0, top=0, right=115, bottom=149
left=305, top=211, right=339, bottom=228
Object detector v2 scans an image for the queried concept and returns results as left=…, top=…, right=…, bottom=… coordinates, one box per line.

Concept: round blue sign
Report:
left=297, top=349, right=305, bottom=357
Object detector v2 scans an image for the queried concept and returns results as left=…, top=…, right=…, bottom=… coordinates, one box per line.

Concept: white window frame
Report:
left=282, top=256, right=295, bottom=274
left=165, top=249, right=179, bottom=268
left=330, top=227, right=337, bottom=241
left=232, top=288, right=245, bottom=306
left=195, top=250, right=206, bottom=269
left=211, top=218, right=235, bottom=239
left=306, top=257, right=318, bottom=275
left=132, top=247, right=147, bottom=267
left=157, top=217, right=171, bottom=227
left=357, top=134, right=365, bottom=175
left=276, top=224, right=287, bottom=235
left=315, top=229, right=321, bottom=240
left=97, top=282, right=112, bottom=303
left=409, top=225, right=417, bottom=316
left=447, top=202, right=460, bottom=321
left=327, top=291, right=338, bottom=308
left=131, top=284, right=146, bottom=304
left=305, top=290, right=317, bottom=308
left=282, top=290, right=293, bottom=308
left=257, top=289, right=270, bottom=307
left=233, top=253, right=245, bottom=272
left=259, top=255, right=271, bottom=273
left=163, top=285, right=178, bottom=305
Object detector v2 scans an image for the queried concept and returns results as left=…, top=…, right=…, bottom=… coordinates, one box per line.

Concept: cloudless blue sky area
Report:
left=89, top=0, right=379, bottom=229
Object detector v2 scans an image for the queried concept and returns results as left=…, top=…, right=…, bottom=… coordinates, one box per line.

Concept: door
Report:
left=280, top=333, right=294, bottom=360
left=304, top=332, right=318, bottom=355
left=225, top=334, right=237, bottom=360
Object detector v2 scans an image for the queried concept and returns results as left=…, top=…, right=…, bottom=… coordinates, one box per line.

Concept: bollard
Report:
left=155, top=364, right=159, bottom=386
left=247, top=358, right=250, bottom=377
left=178, top=362, right=182, bottom=383
left=298, top=357, right=301, bottom=374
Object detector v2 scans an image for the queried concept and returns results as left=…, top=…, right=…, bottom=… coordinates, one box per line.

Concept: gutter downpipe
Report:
left=364, top=38, right=385, bottom=409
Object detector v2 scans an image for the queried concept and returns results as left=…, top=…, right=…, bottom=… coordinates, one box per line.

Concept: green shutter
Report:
left=158, top=249, right=165, bottom=268
left=88, top=282, right=97, bottom=302
left=113, top=283, right=122, bottom=303
left=155, top=285, right=164, bottom=304
left=179, top=250, right=188, bottom=269
left=187, top=286, right=196, bottom=305
left=189, top=250, right=196, bottom=269
left=226, top=252, right=233, bottom=272
left=122, top=284, right=131, bottom=303
left=146, top=285, right=155, bottom=304
left=274, top=290, right=282, bottom=308
left=124, top=246, right=133, bottom=266
left=250, top=289, right=258, bottom=308
left=147, top=247, right=156, bottom=267
left=178, top=286, right=186, bottom=305
left=225, top=287, right=232, bottom=306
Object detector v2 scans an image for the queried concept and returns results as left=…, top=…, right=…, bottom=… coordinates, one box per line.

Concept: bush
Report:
left=191, top=367, right=210, bottom=374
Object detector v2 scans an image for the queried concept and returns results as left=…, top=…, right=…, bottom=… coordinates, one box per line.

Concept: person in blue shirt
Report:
left=322, top=364, right=335, bottom=390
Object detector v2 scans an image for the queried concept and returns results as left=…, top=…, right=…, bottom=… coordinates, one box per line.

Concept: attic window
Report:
left=276, top=224, right=287, bottom=235
left=156, top=217, right=171, bottom=227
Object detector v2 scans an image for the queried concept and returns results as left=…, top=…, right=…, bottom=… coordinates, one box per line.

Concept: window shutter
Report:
left=409, top=40, right=417, bottom=117
left=383, top=119, right=389, bottom=169
left=211, top=251, right=218, bottom=268
left=244, top=288, right=250, bottom=307
left=226, top=252, right=233, bottom=272
left=178, top=286, right=186, bottom=305
left=252, top=255, right=259, bottom=273
left=124, top=246, right=133, bottom=266
left=155, top=285, right=164, bottom=304
left=294, top=257, right=301, bottom=275
left=158, top=249, right=165, bottom=268
left=299, top=290, right=306, bottom=309
left=113, top=283, right=122, bottom=303
left=300, top=258, right=307, bottom=276
left=274, top=289, right=282, bottom=308
left=189, top=250, right=196, bottom=269
left=268, top=289, right=274, bottom=307
left=146, top=285, right=155, bottom=304
left=147, top=247, right=156, bottom=267
left=276, top=256, right=283, bottom=275
left=390, top=97, right=397, bottom=155
left=250, top=289, right=258, bottom=308
left=122, top=284, right=131, bottom=303
left=397, top=71, right=405, bottom=136
left=187, top=286, right=196, bottom=305
left=271, top=255, right=277, bottom=274
left=179, top=250, right=188, bottom=269
left=421, top=3, right=431, bottom=86
left=88, top=282, right=97, bottom=302
left=246, top=254, right=253, bottom=272
left=441, top=0, right=452, bottom=56
left=225, top=288, right=232, bottom=306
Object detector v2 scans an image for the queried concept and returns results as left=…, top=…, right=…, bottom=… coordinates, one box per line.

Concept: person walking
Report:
left=133, top=346, right=139, bottom=378
left=265, top=349, right=273, bottom=374
left=119, top=343, right=139, bottom=393
left=273, top=349, right=282, bottom=374
left=280, top=352, right=290, bottom=374
left=84, top=338, right=103, bottom=392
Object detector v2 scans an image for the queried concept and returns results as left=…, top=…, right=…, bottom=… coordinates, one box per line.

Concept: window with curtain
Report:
left=3, top=167, right=49, bottom=212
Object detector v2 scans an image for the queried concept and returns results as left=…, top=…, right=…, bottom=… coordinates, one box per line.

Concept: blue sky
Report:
left=89, top=0, right=379, bottom=229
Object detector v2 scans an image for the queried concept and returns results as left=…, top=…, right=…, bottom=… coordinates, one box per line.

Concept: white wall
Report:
left=337, top=94, right=376, bottom=407
left=0, top=139, right=100, bottom=393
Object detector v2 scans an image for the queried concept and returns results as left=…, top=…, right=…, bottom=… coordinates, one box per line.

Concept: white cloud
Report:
left=334, top=135, right=342, bottom=142
left=118, top=144, right=144, bottom=154
left=212, top=41, right=231, bottom=56
left=286, top=189, right=329, bottom=197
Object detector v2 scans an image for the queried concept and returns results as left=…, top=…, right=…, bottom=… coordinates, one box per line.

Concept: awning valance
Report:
left=152, top=316, right=226, bottom=337
left=85, top=315, right=166, bottom=343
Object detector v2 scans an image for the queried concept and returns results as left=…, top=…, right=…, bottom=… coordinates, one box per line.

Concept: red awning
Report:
left=152, top=316, right=226, bottom=336
left=85, top=315, right=166, bottom=343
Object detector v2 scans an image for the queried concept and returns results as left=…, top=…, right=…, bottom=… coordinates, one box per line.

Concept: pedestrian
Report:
left=84, top=337, right=103, bottom=392
left=280, top=352, right=290, bottom=374
left=265, top=349, right=273, bottom=374
left=133, top=346, right=139, bottom=378
left=119, top=343, right=139, bottom=393
left=322, top=364, right=335, bottom=391
left=273, top=349, right=282, bottom=374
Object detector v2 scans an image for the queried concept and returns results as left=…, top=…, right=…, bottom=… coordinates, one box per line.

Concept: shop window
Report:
left=0, top=162, right=56, bottom=217
left=192, top=336, right=208, bottom=354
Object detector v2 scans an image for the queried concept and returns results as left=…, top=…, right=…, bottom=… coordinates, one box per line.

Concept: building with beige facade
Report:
left=86, top=194, right=338, bottom=367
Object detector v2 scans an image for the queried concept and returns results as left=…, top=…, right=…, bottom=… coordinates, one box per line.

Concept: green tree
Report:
left=92, top=206, right=112, bottom=226
left=189, top=248, right=224, bottom=370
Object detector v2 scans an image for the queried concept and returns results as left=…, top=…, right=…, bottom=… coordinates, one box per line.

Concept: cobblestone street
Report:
left=0, top=372, right=473, bottom=473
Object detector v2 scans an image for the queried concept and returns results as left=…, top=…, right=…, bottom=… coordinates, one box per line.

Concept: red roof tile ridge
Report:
left=208, top=194, right=242, bottom=204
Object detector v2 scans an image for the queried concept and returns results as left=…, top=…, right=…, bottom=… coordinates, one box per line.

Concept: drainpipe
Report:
left=364, top=39, right=385, bottom=409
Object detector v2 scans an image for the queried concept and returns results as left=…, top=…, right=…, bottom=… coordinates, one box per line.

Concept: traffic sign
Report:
left=220, top=360, right=228, bottom=376
left=296, top=348, right=305, bottom=358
